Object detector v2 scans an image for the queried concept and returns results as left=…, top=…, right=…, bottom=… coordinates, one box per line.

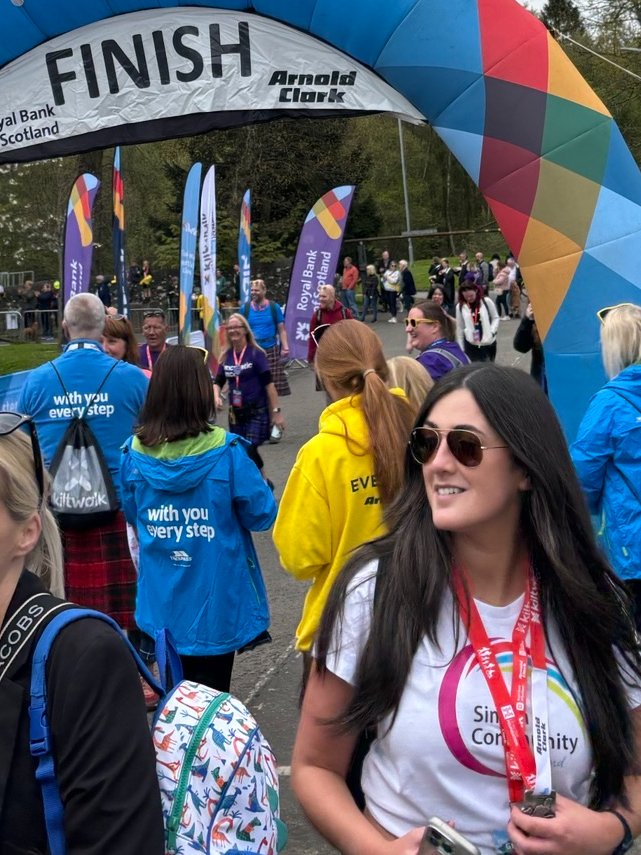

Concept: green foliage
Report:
left=542, top=0, right=586, bottom=35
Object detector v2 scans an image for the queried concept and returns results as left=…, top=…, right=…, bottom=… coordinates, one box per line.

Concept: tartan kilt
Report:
left=61, top=510, right=137, bottom=630
left=265, top=344, right=291, bottom=396
left=228, top=405, right=271, bottom=446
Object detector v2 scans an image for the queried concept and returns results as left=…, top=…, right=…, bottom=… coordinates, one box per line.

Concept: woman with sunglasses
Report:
left=0, top=418, right=164, bottom=852
left=406, top=301, right=469, bottom=382
left=456, top=277, right=500, bottom=362
left=121, top=346, right=276, bottom=692
left=214, top=312, right=285, bottom=479
left=273, top=320, right=414, bottom=685
left=572, top=303, right=641, bottom=627
left=292, top=364, right=641, bottom=855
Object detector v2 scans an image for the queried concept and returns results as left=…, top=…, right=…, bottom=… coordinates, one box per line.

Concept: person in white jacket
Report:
left=456, top=278, right=500, bottom=362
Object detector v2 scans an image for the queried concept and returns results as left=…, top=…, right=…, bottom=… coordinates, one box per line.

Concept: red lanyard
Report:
left=453, top=564, right=547, bottom=802
left=232, top=346, right=246, bottom=388
left=146, top=343, right=166, bottom=371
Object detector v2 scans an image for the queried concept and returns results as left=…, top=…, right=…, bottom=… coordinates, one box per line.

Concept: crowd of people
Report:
left=2, top=268, right=641, bottom=855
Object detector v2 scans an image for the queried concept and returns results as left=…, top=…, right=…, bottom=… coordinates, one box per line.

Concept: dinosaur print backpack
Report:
left=154, top=680, right=288, bottom=855
left=27, top=609, right=287, bottom=855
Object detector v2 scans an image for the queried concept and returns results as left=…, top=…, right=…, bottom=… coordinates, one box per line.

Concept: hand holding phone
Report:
left=419, top=817, right=481, bottom=855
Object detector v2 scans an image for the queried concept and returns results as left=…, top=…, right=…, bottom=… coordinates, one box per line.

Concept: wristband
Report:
left=272, top=407, right=281, bottom=413
left=607, top=809, right=633, bottom=854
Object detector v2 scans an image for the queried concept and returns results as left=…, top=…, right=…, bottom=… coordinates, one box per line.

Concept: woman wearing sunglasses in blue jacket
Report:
left=293, top=364, right=641, bottom=855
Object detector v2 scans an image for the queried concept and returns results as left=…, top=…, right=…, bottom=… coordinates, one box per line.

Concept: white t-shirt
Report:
left=327, top=561, right=641, bottom=855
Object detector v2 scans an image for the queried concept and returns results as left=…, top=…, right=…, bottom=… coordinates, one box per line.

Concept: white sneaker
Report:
left=388, top=317, right=397, bottom=323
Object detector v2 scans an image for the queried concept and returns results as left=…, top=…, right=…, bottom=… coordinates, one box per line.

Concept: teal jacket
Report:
left=120, top=428, right=276, bottom=655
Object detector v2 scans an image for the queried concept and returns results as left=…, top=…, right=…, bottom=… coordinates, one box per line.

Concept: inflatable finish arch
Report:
left=2, top=0, right=641, bottom=440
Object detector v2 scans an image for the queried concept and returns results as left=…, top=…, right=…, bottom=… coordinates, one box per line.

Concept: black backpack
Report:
left=48, top=362, right=119, bottom=530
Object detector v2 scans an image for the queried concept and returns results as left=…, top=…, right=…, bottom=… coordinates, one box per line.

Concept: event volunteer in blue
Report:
left=292, top=365, right=641, bottom=855
left=18, top=293, right=148, bottom=627
left=241, top=278, right=291, bottom=396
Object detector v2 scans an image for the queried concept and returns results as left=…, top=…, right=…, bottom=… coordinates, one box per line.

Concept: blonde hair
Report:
left=315, top=321, right=415, bottom=504
left=0, top=431, right=64, bottom=597
left=220, top=312, right=263, bottom=359
left=366, top=264, right=376, bottom=276
left=386, top=356, right=433, bottom=414
left=601, top=304, right=641, bottom=379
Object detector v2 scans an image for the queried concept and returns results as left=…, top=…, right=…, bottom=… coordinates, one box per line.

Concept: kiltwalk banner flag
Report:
left=62, top=173, right=100, bottom=307
left=238, top=189, right=251, bottom=306
left=112, top=146, right=128, bottom=315
left=178, top=162, right=202, bottom=344
left=199, top=165, right=219, bottom=360
left=285, top=185, right=355, bottom=360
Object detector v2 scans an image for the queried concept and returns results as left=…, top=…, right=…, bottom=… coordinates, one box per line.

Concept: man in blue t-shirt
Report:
left=240, top=279, right=291, bottom=396
left=18, top=292, right=148, bottom=628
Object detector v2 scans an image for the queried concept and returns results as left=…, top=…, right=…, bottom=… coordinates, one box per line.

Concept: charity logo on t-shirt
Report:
left=437, top=636, right=586, bottom=779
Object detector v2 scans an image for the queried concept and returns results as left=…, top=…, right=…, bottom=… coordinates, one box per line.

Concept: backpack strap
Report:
left=428, top=347, right=463, bottom=370
left=270, top=300, right=280, bottom=331
left=0, top=593, right=68, bottom=686
left=29, top=608, right=165, bottom=855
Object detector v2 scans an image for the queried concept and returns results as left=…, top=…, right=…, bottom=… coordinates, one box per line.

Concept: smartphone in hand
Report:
left=419, top=817, right=481, bottom=855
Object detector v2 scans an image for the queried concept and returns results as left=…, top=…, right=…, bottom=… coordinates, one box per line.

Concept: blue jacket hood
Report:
left=124, top=431, right=234, bottom=494
left=607, top=363, right=641, bottom=410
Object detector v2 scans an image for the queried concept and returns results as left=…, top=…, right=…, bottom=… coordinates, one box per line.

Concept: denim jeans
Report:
left=342, top=288, right=357, bottom=314
left=360, top=293, right=377, bottom=321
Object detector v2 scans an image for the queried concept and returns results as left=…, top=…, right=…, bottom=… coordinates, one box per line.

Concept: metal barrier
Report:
left=0, top=310, right=23, bottom=342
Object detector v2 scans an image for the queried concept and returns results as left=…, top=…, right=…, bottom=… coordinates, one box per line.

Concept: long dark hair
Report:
left=136, top=346, right=215, bottom=446
left=316, top=364, right=641, bottom=807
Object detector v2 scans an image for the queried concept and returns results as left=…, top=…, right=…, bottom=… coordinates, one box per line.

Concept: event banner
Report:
left=0, top=9, right=424, bottom=164
left=112, top=146, right=128, bottom=315
left=0, top=370, right=30, bottom=413
left=199, top=165, right=219, bottom=357
left=178, top=162, right=202, bottom=344
left=285, top=185, right=355, bottom=361
left=63, top=173, right=100, bottom=307
left=238, top=189, right=251, bottom=306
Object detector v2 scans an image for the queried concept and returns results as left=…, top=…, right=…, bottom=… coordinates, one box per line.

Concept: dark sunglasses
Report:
left=405, top=317, right=438, bottom=329
left=0, top=412, right=44, bottom=505
left=143, top=310, right=165, bottom=320
left=409, top=426, right=508, bottom=467
left=311, top=323, right=331, bottom=347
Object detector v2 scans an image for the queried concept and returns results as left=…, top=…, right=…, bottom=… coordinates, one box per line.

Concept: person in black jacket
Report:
left=513, top=302, right=547, bottom=393
left=0, top=419, right=164, bottom=854
left=399, top=260, right=416, bottom=312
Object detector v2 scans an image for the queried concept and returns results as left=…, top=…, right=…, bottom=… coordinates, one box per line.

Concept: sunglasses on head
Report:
left=0, top=412, right=44, bottom=505
left=143, top=310, right=165, bottom=320
left=311, top=323, right=331, bottom=347
left=106, top=313, right=126, bottom=321
left=187, top=345, right=209, bottom=364
left=409, top=426, right=508, bottom=467
left=405, top=317, right=438, bottom=329
left=596, top=303, right=637, bottom=324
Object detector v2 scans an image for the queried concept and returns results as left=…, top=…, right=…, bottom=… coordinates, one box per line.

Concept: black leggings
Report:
left=247, top=444, right=264, bottom=471
left=464, top=340, right=497, bottom=362
left=180, top=652, right=235, bottom=693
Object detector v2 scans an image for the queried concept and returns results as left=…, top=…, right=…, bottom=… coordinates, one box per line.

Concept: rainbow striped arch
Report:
left=3, top=0, right=641, bottom=437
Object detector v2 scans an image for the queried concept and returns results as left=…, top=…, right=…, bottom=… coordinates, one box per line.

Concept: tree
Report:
left=542, top=0, right=587, bottom=35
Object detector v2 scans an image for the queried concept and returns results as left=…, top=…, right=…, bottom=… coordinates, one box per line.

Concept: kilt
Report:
left=265, top=344, right=291, bottom=396
left=228, top=404, right=271, bottom=446
left=61, top=510, right=137, bottom=630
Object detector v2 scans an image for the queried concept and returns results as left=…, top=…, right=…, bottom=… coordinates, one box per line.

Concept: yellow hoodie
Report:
left=273, top=392, right=397, bottom=651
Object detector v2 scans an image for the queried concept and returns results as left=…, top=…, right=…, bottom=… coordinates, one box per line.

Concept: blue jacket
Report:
left=18, top=340, right=148, bottom=502
left=120, top=428, right=276, bottom=655
left=571, top=364, right=641, bottom=580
